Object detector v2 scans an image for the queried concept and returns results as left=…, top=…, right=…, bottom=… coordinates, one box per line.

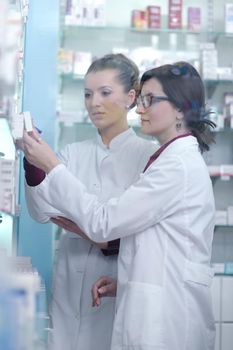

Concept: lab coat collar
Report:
left=96, top=127, right=136, bottom=152
left=159, top=134, right=199, bottom=158
left=143, top=134, right=198, bottom=172
left=143, top=133, right=193, bottom=172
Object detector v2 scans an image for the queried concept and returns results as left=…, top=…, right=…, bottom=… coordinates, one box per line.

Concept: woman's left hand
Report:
left=23, top=131, right=61, bottom=173
left=51, top=216, right=108, bottom=249
left=50, top=216, right=83, bottom=235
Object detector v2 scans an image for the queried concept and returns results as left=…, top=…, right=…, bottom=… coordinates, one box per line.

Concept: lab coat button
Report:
left=93, top=183, right=100, bottom=193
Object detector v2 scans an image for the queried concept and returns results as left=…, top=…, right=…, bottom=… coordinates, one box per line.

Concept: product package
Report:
left=73, top=51, right=92, bottom=76
left=187, top=7, right=201, bottom=31
left=224, top=93, right=233, bottom=128
left=146, top=6, right=161, bottom=29
left=225, top=3, right=233, bottom=33
left=168, top=0, right=182, bottom=29
left=58, top=49, right=74, bottom=74
left=131, top=10, right=146, bottom=29
left=200, top=43, right=218, bottom=80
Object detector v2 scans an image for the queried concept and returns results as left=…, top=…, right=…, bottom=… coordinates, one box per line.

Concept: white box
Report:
left=200, top=42, right=215, bottom=50
left=221, top=324, right=233, bottom=350
left=221, top=164, right=233, bottom=176
left=227, top=206, right=233, bottom=225
left=222, top=277, right=233, bottom=321
left=214, top=323, right=220, bottom=350
left=73, top=51, right=92, bottom=76
left=215, top=210, right=227, bottom=225
left=210, top=276, right=221, bottom=321
left=11, top=113, right=24, bottom=139
left=208, top=165, right=220, bottom=176
left=225, top=4, right=233, bottom=34
left=93, top=0, right=106, bottom=26
left=23, top=111, right=33, bottom=132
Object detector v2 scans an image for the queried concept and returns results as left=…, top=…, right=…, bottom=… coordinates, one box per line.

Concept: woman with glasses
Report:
left=19, top=53, right=154, bottom=350
left=21, top=61, right=216, bottom=350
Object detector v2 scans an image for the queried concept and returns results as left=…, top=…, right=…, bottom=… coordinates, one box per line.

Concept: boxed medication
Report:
left=58, top=49, right=74, bottom=74
left=73, top=51, right=92, bottom=76
left=225, top=3, right=233, bottom=33
left=131, top=10, right=147, bottom=29
left=227, top=206, right=233, bottom=225
left=146, top=6, right=161, bottom=29
left=187, top=7, right=201, bottom=31
left=215, top=210, right=227, bottom=225
left=168, top=0, right=182, bottom=29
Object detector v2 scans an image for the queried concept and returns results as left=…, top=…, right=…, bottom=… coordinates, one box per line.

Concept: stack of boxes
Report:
left=0, top=158, right=15, bottom=214
left=65, top=0, right=106, bottom=26
left=131, top=6, right=161, bottom=30
left=58, top=48, right=92, bottom=76
left=131, top=1, right=202, bottom=31
left=200, top=43, right=218, bottom=80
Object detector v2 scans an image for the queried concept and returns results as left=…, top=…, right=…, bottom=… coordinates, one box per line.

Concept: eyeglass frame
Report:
left=136, top=94, right=171, bottom=109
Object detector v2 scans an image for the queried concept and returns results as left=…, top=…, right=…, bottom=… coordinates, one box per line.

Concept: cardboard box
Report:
left=225, top=3, right=233, bottom=33
left=73, top=51, right=92, bottom=76
left=131, top=10, right=147, bottom=29
left=58, top=49, right=74, bottom=74
left=146, top=6, right=161, bottom=29
left=168, top=0, right=182, bottom=29
left=187, top=7, right=201, bottom=31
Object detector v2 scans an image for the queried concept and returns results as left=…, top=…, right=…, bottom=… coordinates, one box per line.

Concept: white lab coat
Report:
left=34, top=135, right=216, bottom=350
left=25, top=128, right=155, bottom=350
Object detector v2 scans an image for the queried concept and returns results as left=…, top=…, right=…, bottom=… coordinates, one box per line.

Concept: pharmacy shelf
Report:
left=58, top=72, right=233, bottom=103
left=210, top=174, right=233, bottom=178
left=59, top=73, right=233, bottom=85
left=63, top=24, right=233, bottom=37
left=208, top=165, right=233, bottom=178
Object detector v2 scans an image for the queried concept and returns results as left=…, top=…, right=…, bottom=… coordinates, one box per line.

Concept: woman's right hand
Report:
left=91, top=276, right=117, bottom=307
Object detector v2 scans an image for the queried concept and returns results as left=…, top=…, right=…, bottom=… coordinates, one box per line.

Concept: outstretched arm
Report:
left=21, top=132, right=185, bottom=242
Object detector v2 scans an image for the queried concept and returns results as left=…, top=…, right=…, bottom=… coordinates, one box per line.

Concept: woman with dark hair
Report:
left=20, top=53, right=154, bottom=350
left=21, top=61, right=216, bottom=350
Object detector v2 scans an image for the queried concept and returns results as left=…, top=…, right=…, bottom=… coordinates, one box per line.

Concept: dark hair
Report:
left=85, top=53, right=139, bottom=108
left=140, top=61, right=216, bottom=152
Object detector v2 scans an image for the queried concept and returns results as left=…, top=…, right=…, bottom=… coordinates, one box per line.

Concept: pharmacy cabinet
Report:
left=221, top=277, right=233, bottom=321
left=57, top=0, right=233, bottom=265
left=0, top=0, right=26, bottom=254
left=0, top=1, right=54, bottom=349
left=211, top=276, right=233, bottom=350
left=221, top=324, right=233, bottom=350
left=17, top=0, right=59, bottom=293
left=0, top=0, right=59, bottom=295
left=211, top=276, right=221, bottom=322
left=57, top=0, right=233, bottom=125
left=215, top=325, right=220, bottom=350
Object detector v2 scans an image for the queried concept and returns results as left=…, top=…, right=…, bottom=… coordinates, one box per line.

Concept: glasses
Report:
left=136, top=94, right=170, bottom=109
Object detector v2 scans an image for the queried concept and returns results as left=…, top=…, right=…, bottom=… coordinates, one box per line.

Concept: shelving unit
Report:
left=56, top=1, right=233, bottom=224
left=0, top=2, right=51, bottom=349
left=0, top=0, right=28, bottom=255
left=55, top=2, right=233, bottom=349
